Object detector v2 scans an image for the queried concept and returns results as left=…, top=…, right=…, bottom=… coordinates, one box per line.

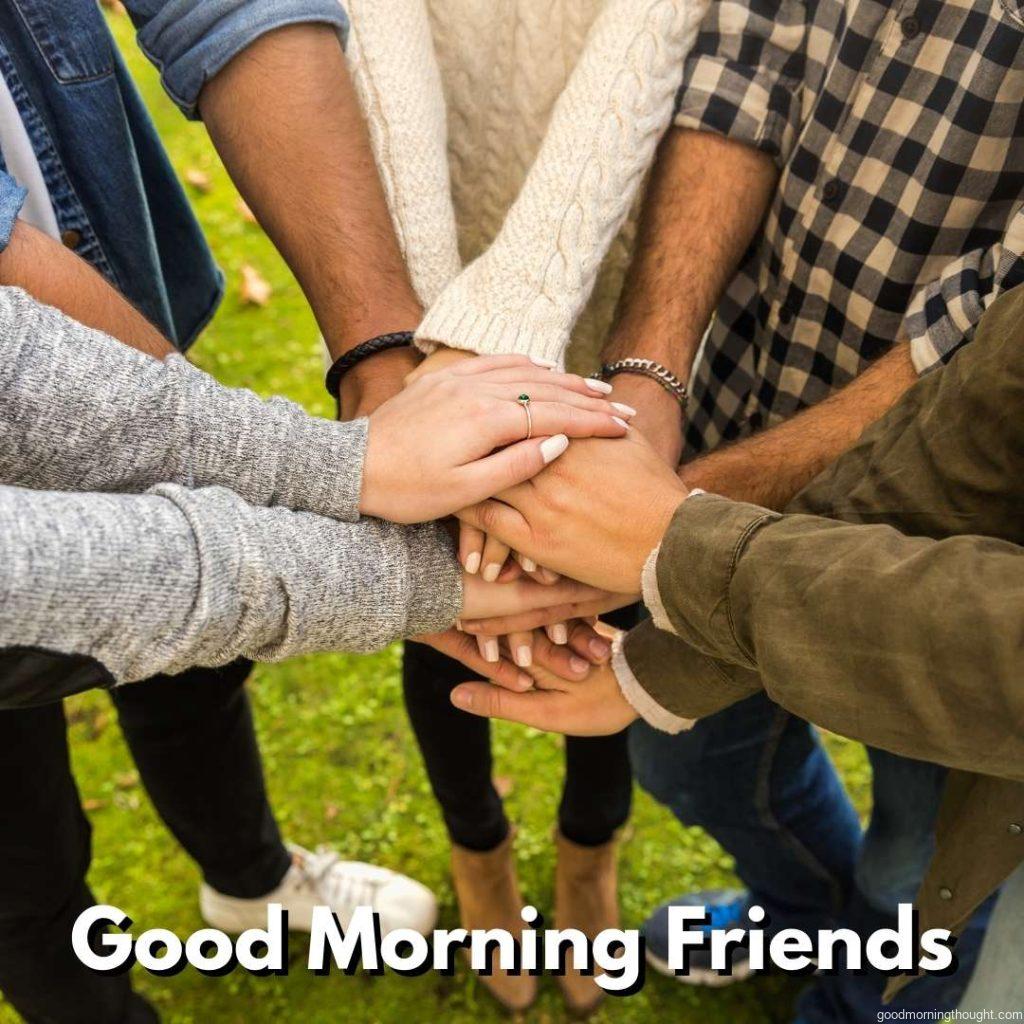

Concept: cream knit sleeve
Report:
left=415, top=0, right=709, bottom=365
left=343, top=0, right=461, bottom=306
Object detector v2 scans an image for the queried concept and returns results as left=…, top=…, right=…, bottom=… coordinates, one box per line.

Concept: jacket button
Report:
left=61, top=229, right=82, bottom=249
left=822, top=179, right=844, bottom=206
left=901, top=15, right=920, bottom=40
left=938, top=887, right=953, bottom=901
left=1009, top=823, right=1022, bottom=836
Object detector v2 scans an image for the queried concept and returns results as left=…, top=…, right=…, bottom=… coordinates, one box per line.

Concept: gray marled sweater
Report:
left=0, top=287, right=461, bottom=686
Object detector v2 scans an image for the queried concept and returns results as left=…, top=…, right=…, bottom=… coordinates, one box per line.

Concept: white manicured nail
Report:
left=519, top=554, right=537, bottom=572
left=482, top=562, right=501, bottom=583
left=483, top=638, right=500, bottom=663
left=570, top=656, right=590, bottom=674
left=464, top=552, right=481, bottom=575
left=530, top=356, right=558, bottom=368
left=455, top=619, right=464, bottom=632
left=613, top=416, right=630, bottom=429
left=586, top=379, right=613, bottom=393
left=612, top=402, right=637, bottom=417
left=551, top=623, right=568, bottom=645
left=515, top=645, right=533, bottom=668
left=540, top=434, right=569, bottom=464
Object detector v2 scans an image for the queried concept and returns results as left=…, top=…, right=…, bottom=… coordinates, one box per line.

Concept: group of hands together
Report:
left=356, top=352, right=691, bottom=736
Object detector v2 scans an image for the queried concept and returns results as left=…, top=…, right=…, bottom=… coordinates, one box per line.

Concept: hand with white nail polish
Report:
left=459, top=572, right=607, bottom=627
left=359, top=354, right=631, bottom=524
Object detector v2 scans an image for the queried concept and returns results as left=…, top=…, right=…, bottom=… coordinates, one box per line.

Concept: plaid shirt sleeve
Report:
left=674, top=0, right=808, bottom=165
left=904, top=206, right=1024, bottom=374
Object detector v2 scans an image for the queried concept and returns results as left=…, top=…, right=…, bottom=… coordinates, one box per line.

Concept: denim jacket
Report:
left=0, top=0, right=348, bottom=348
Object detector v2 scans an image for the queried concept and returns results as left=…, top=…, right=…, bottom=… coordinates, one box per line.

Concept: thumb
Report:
left=451, top=681, right=553, bottom=729
left=460, top=434, right=569, bottom=497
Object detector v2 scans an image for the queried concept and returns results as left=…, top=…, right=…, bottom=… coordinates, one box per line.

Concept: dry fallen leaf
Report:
left=100, top=0, right=126, bottom=13
left=240, top=264, right=272, bottom=306
left=114, top=772, right=139, bottom=790
left=236, top=198, right=258, bottom=225
left=83, top=798, right=108, bottom=813
left=494, top=775, right=515, bottom=798
left=324, top=803, right=339, bottom=822
left=184, top=168, right=212, bottom=194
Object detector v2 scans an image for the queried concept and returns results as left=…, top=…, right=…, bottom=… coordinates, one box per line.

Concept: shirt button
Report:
left=938, top=886, right=953, bottom=901
left=901, top=15, right=921, bottom=40
left=60, top=229, right=82, bottom=249
left=822, top=179, right=844, bottom=205
left=1008, top=823, right=1022, bottom=836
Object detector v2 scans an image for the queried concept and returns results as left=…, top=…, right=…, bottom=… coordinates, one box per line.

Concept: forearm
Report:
left=198, top=23, right=422, bottom=412
left=0, top=482, right=460, bottom=697
left=681, top=342, right=918, bottom=509
left=602, top=128, right=777, bottom=458
left=0, top=287, right=367, bottom=518
left=0, top=221, right=172, bottom=357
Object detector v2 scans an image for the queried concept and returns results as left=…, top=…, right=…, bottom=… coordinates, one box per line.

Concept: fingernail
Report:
left=540, top=434, right=569, bottom=464
left=612, top=416, right=630, bottom=430
left=589, top=638, right=611, bottom=660
left=455, top=619, right=464, bottom=632
left=519, top=555, right=537, bottom=572
left=465, top=552, right=481, bottom=575
left=586, top=379, right=613, bottom=394
left=515, top=645, right=533, bottom=668
left=612, top=402, right=638, bottom=417
left=483, top=638, right=500, bottom=663
left=517, top=671, right=534, bottom=690
left=530, top=356, right=558, bottom=368
left=569, top=656, right=589, bottom=674
left=538, top=567, right=559, bottom=584
left=552, top=623, right=568, bottom=645
left=452, top=686, right=472, bottom=709
left=482, top=562, right=501, bottom=583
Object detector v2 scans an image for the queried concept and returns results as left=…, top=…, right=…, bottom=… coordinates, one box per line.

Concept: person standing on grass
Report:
left=334, top=0, right=707, bottom=1013
left=0, top=2, right=613, bottom=1021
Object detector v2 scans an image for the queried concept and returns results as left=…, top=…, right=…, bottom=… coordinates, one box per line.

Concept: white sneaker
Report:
left=199, top=843, right=438, bottom=936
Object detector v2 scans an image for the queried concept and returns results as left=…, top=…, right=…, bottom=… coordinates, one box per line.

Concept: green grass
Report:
left=0, top=15, right=873, bottom=1023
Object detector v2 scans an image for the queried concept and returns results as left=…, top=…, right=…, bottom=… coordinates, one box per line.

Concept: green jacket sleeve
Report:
left=622, top=493, right=1024, bottom=782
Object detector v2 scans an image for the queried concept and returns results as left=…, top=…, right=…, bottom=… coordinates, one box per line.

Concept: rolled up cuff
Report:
left=612, top=631, right=693, bottom=734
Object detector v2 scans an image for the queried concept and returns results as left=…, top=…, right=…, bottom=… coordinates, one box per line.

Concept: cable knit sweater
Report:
left=343, top=0, right=707, bottom=367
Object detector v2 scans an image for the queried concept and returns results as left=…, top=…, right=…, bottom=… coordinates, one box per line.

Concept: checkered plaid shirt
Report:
left=679, top=0, right=1024, bottom=454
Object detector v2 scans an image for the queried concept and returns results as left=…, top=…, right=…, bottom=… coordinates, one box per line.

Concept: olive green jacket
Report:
left=619, top=283, right=1024, bottom=998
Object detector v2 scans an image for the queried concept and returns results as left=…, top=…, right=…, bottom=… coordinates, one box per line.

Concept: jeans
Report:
left=631, top=697, right=989, bottom=1023
left=402, top=606, right=638, bottom=852
left=0, top=659, right=291, bottom=1024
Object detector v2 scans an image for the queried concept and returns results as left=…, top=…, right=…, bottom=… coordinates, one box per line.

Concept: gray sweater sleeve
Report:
left=0, top=286, right=366, bottom=520
left=0, top=482, right=460, bottom=689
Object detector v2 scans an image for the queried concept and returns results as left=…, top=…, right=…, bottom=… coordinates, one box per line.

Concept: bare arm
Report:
left=0, top=220, right=172, bottom=358
left=198, top=23, right=423, bottom=417
left=681, top=343, right=918, bottom=509
left=603, top=128, right=778, bottom=461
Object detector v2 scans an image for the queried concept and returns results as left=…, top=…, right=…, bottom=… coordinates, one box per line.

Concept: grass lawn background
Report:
left=0, top=13, right=872, bottom=1023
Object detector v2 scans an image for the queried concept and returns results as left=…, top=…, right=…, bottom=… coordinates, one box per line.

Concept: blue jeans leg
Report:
left=630, top=692, right=861, bottom=933
left=797, top=749, right=990, bottom=1024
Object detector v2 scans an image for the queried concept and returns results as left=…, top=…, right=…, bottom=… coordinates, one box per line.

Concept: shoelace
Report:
left=297, top=848, right=384, bottom=908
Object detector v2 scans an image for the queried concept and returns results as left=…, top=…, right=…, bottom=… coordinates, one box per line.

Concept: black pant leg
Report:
left=0, top=702, right=137, bottom=1024
left=402, top=641, right=509, bottom=852
left=110, top=660, right=291, bottom=899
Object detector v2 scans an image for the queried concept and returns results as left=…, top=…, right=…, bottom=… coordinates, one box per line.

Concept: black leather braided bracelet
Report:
left=325, top=331, right=415, bottom=401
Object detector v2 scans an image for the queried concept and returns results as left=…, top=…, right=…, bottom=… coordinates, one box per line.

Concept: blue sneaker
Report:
left=643, top=888, right=759, bottom=987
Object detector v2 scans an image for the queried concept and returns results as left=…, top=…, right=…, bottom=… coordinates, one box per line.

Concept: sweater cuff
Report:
left=403, top=523, right=462, bottom=635
left=415, top=302, right=568, bottom=368
left=612, top=631, right=693, bottom=734
left=655, top=492, right=780, bottom=663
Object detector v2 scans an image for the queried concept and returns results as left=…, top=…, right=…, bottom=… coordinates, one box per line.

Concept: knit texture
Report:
left=345, top=0, right=707, bottom=367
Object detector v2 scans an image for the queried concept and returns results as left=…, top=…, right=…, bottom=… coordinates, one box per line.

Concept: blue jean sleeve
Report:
left=124, top=0, right=350, bottom=120
left=0, top=172, right=27, bottom=252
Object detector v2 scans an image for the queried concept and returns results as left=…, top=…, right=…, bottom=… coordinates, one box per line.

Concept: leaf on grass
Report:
left=240, top=264, right=272, bottom=306
left=324, top=803, right=339, bottom=822
left=236, top=198, right=258, bottom=225
left=494, top=775, right=514, bottom=798
left=114, top=772, right=139, bottom=790
left=184, top=168, right=212, bottom=194
left=83, top=798, right=108, bottom=813
left=100, top=0, right=126, bottom=13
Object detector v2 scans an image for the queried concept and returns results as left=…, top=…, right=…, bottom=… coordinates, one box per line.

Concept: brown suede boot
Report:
left=554, top=831, right=619, bottom=1017
left=450, top=833, right=538, bottom=1013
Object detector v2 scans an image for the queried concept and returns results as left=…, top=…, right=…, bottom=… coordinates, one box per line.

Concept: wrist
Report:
left=405, top=345, right=476, bottom=384
left=608, top=375, right=685, bottom=466
left=630, top=483, right=689, bottom=591
left=339, top=347, right=421, bottom=420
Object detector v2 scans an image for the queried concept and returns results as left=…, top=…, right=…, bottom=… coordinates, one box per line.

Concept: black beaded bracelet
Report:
left=325, top=331, right=415, bottom=400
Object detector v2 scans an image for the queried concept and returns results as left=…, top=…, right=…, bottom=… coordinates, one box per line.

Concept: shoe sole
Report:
left=645, top=948, right=755, bottom=987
